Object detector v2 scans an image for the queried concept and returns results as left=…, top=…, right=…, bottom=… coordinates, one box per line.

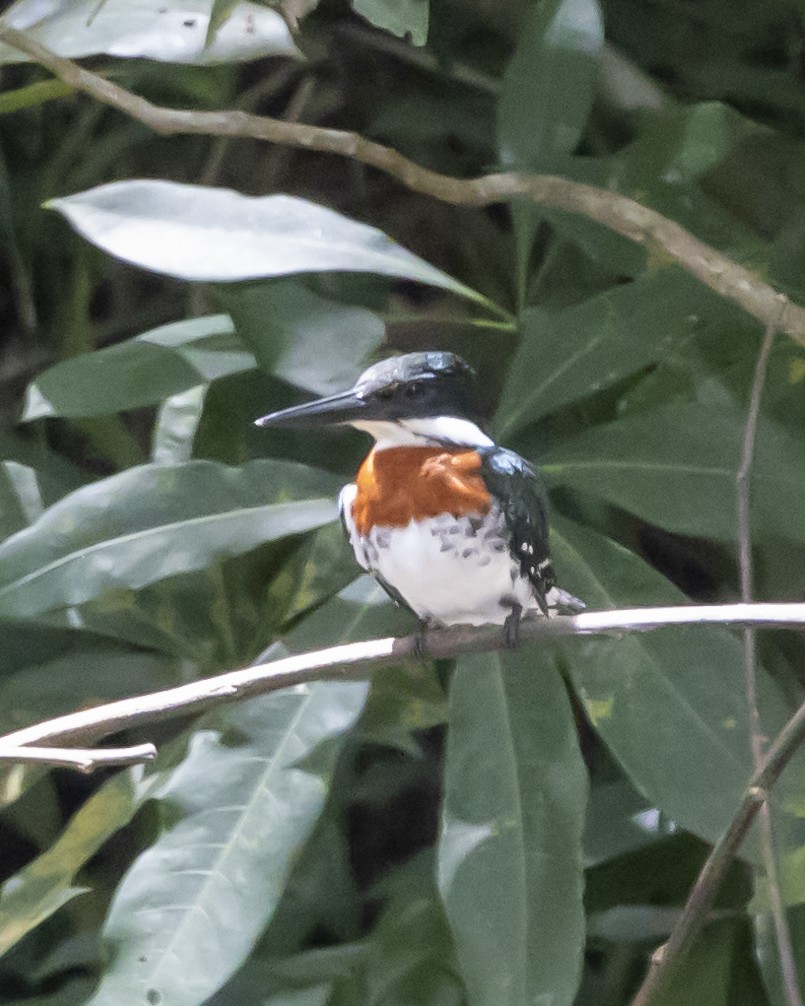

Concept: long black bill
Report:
left=255, top=389, right=368, bottom=429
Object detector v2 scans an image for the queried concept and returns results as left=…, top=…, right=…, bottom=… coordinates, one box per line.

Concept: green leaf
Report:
left=22, top=315, right=251, bottom=421
left=497, top=0, right=604, bottom=166
left=87, top=684, right=368, bottom=1006
left=494, top=269, right=723, bottom=438
left=439, top=649, right=587, bottom=1006
left=152, top=385, right=208, bottom=464
left=48, top=181, right=489, bottom=307
left=0, top=78, right=74, bottom=114
left=351, top=0, right=429, bottom=46
left=543, top=404, right=805, bottom=541
left=0, top=461, right=44, bottom=539
left=221, top=279, right=385, bottom=395
left=0, top=459, right=340, bottom=619
left=0, top=0, right=300, bottom=65
left=0, top=771, right=142, bottom=960
left=552, top=515, right=803, bottom=852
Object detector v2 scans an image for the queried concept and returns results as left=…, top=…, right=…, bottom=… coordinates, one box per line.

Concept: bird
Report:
left=255, top=351, right=583, bottom=642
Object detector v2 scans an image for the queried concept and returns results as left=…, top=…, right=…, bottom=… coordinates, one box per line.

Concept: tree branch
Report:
left=631, top=689, right=805, bottom=1006
left=2, top=603, right=805, bottom=755
left=736, top=317, right=803, bottom=1006
left=0, top=743, right=156, bottom=772
left=1, top=23, right=805, bottom=346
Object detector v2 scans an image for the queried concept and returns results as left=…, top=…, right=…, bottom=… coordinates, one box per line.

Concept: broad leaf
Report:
left=0, top=0, right=299, bottom=65
left=497, top=0, right=604, bottom=166
left=439, top=649, right=587, bottom=1006
left=48, top=181, right=489, bottom=306
left=22, top=315, right=251, bottom=421
left=494, top=269, right=729, bottom=438
left=543, top=404, right=805, bottom=541
left=0, top=459, right=340, bottom=619
left=552, top=516, right=804, bottom=852
left=87, top=684, right=368, bottom=1006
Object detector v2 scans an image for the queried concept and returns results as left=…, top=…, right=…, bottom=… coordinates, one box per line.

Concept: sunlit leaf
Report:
left=152, top=385, right=208, bottom=464
left=1, top=0, right=300, bottom=65
left=48, top=181, right=489, bottom=308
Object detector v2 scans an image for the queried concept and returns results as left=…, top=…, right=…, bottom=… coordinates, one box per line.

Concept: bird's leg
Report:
left=412, top=620, right=431, bottom=662
left=503, top=603, right=523, bottom=650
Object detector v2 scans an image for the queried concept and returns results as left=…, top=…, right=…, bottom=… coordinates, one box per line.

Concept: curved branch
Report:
left=1, top=602, right=805, bottom=753
left=0, top=24, right=803, bottom=345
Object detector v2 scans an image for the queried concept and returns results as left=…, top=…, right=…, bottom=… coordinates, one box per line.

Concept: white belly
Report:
left=340, top=485, right=557, bottom=627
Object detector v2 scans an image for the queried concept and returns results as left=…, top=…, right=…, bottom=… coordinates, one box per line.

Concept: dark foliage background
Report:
left=0, top=0, right=804, bottom=1004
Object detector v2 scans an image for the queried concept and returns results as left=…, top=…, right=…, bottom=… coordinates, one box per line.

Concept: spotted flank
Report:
left=340, top=486, right=582, bottom=627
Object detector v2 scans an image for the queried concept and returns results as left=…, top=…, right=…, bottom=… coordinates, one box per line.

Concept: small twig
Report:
left=736, top=315, right=803, bottom=1006
left=1, top=24, right=805, bottom=346
left=0, top=742, right=156, bottom=773
left=1, top=604, right=805, bottom=754
left=631, top=692, right=805, bottom=1006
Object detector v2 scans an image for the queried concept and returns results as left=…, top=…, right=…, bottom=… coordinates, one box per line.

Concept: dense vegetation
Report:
left=0, top=0, right=804, bottom=1004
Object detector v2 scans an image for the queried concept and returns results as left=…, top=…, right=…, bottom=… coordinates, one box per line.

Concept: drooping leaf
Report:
left=543, top=404, right=805, bottom=541
left=0, top=0, right=300, bottom=65
left=497, top=0, right=604, bottom=166
left=438, top=648, right=587, bottom=1006
left=493, top=269, right=733, bottom=439
left=22, top=315, right=251, bottom=421
left=48, top=181, right=490, bottom=307
left=0, top=459, right=340, bottom=619
left=351, top=0, right=429, bottom=46
left=87, top=683, right=368, bottom=1006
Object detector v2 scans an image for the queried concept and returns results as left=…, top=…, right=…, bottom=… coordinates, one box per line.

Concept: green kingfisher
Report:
left=256, top=351, right=583, bottom=635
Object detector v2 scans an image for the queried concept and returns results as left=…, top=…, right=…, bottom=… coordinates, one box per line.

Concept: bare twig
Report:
left=736, top=316, right=803, bottom=1006
left=1, top=24, right=805, bottom=346
left=0, top=742, right=156, bottom=773
left=2, top=603, right=805, bottom=755
left=631, top=690, right=805, bottom=1006
left=633, top=314, right=803, bottom=1006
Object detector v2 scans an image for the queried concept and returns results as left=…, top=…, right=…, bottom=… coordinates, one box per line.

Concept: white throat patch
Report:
left=350, top=416, right=493, bottom=451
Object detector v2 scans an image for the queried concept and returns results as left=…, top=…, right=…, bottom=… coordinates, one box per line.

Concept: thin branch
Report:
left=0, top=743, right=156, bottom=773
left=631, top=690, right=805, bottom=1006
left=2, top=603, right=805, bottom=754
left=2, top=24, right=805, bottom=346
left=736, top=316, right=803, bottom=1006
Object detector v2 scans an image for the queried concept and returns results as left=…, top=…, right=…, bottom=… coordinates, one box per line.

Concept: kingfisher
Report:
left=256, top=351, right=583, bottom=640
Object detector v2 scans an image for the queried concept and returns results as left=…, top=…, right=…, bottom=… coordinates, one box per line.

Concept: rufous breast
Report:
left=351, top=446, right=492, bottom=536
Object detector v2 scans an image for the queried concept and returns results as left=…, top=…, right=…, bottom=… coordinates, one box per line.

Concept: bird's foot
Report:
left=412, top=622, right=431, bottom=662
left=503, top=603, right=523, bottom=650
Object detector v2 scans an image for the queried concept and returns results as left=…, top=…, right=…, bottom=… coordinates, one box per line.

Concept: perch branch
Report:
left=2, top=603, right=805, bottom=754
left=1, top=24, right=805, bottom=346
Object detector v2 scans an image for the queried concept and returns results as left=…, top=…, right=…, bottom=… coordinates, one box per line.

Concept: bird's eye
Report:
left=405, top=381, right=425, bottom=398
left=375, top=386, right=395, bottom=401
